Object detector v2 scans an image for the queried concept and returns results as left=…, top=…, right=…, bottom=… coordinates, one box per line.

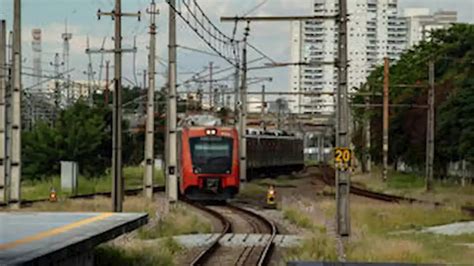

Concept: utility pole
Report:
left=166, top=0, right=178, bottom=202
left=335, top=0, right=350, bottom=237
left=364, top=94, right=371, bottom=172
left=97, top=0, right=141, bottom=212
left=10, top=0, right=21, bottom=209
left=62, top=21, right=72, bottom=106
left=0, top=20, right=6, bottom=205
left=144, top=0, right=158, bottom=199
left=105, top=60, right=110, bottom=105
left=51, top=53, right=63, bottom=113
left=383, top=57, right=389, bottom=181
left=209, top=61, right=213, bottom=110
left=234, top=63, right=240, bottom=119
left=260, top=84, right=265, bottom=128
left=426, top=61, right=435, bottom=191
left=138, top=70, right=146, bottom=115
left=239, top=24, right=249, bottom=182
left=5, top=30, right=12, bottom=206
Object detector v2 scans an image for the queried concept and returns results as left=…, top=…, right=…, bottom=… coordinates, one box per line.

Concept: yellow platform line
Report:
left=0, top=212, right=114, bottom=251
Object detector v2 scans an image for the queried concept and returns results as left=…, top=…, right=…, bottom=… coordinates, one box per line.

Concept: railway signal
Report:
left=266, top=185, right=276, bottom=208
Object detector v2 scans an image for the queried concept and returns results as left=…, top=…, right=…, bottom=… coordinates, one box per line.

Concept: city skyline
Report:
left=0, top=0, right=472, bottom=100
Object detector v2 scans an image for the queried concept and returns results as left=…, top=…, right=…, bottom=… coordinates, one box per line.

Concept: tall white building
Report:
left=405, top=8, right=457, bottom=47
left=289, top=0, right=407, bottom=114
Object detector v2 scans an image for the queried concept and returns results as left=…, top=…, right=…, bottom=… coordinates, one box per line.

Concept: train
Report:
left=177, top=120, right=304, bottom=200
left=178, top=126, right=240, bottom=200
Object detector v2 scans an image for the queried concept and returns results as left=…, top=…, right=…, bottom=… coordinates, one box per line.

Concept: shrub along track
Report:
left=184, top=200, right=277, bottom=266
left=314, top=164, right=474, bottom=217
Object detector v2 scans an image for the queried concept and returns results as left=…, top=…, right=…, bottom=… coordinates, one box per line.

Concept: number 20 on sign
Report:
left=334, top=147, right=353, bottom=171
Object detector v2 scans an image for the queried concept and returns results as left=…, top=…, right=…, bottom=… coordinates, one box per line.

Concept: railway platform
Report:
left=0, top=212, right=148, bottom=266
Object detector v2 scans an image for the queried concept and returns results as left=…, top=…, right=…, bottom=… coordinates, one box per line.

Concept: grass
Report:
left=236, top=182, right=267, bottom=201
left=94, top=237, right=182, bottom=266
left=138, top=203, right=212, bottom=239
left=21, top=195, right=158, bottom=217
left=326, top=199, right=473, bottom=263
left=285, top=232, right=338, bottom=262
left=21, top=166, right=165, bottom=201
left=253, top=175, right=300, bottom=188
left=283, top=208, right=316, bottom=230
left=282, top=199, right=338, bottom=261
left=352, top=166, right=474, bottom=207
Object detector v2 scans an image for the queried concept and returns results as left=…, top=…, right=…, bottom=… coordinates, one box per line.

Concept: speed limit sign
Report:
left=334, top=147, right=353, bottom=171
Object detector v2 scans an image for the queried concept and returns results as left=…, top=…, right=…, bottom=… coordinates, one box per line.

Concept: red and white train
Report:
left=177, top=123, right=304, bottom=200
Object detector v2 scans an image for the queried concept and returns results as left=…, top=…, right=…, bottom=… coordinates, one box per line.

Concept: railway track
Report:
left=186, top=201, right=277, bottom=266
left=315, top=165, right=474, bottom=216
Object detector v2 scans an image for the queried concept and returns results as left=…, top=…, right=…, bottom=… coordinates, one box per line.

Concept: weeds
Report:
left=283, top=208, right=315, bottom=230
left=138, top=204, right=212, bottom=239
left=94, top=238, right=182, bottom=266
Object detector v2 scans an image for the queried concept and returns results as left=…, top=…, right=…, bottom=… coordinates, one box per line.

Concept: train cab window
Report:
left=189, top=136, right=233, bottom=174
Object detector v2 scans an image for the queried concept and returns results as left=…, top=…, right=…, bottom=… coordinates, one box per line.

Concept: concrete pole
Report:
left=0, top=20, right=6, bottom=205
left=166, top=0, right=178, bottom=202
left=112, top=0, right=124, bottom=212
left=144, top=0, right=157, bottom=199
left=364, top=95, right=371, bottom=172
left=383, top=57, right=389, bottom=181
left=239, top=25, right=249, bottom=182
left=6, top=31, right=12, bottom=195
left=426, top=61, right=435, bottom=191
left=10, top=0, right=22, bottom=209
left=335, top=0, right=350, bottom=237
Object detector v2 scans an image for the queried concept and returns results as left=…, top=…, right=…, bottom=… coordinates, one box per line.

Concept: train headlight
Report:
left=193, top=167, right=200, bottom=174
left=205, top=128, right=217, bottom=136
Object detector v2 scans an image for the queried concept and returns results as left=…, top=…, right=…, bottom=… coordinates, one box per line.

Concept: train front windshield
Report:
left=189, top=136, right=233, bottom=174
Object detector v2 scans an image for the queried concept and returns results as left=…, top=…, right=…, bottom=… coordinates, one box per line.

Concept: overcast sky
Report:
left=0, top=0, right=473, bottom=99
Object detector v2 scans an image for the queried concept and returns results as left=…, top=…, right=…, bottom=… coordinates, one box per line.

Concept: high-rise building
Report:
left=405, top=8, right=457, bottom=47
left=289, top=0, right=407, bottom=114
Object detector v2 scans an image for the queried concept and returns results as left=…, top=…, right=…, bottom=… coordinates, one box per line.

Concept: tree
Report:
left=352, top=24, right=474, bottom=177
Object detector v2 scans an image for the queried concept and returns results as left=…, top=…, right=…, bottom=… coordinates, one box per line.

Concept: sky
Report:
left=0, top=0, right=473, bottom=101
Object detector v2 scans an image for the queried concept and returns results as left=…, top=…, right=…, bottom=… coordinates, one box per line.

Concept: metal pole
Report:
left=166, top=0, right=178, bottom=202
left=365, top=95, right=371, bottom=172
left=53, top=53, right=61, bottom=112
left=0, top=20, right=6, bottom=205
left=88, top=64, right=93, bottom=106
left=10, top=0, right=21, bottom=209
left=335, top=0, right=350, bottom=237
left=383, top=57, right=389, bottom=181
left=239, top=25, right=249, bottom=182
left=209, top=61, right=213, bottom=110
left=105, top=60, right=110, bottom=105
left=144, top=0, right=157, bottom=199
left=260, top=84, right=265, bottom=128
left=234, top=63, right=240, bottom=117
left=426, top=61, right=435, bottom=191
left=112, top=0, right=124, bottom=212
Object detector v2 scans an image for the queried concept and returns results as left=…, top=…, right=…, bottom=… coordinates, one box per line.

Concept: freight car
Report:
left=246, top=129, right=304, bottom=178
